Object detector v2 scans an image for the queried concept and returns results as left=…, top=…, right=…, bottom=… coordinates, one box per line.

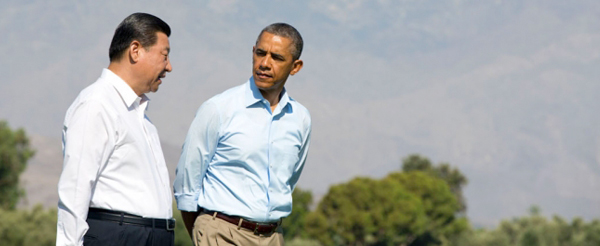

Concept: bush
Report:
left=0, top=205, right=57, bottom=246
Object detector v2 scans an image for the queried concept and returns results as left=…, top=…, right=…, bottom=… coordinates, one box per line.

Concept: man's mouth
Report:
left=256, top=72, right=272, bottom=79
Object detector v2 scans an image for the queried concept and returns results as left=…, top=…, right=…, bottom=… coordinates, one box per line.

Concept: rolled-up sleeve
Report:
left=173, top=101, right=220, bottom=212
left=57, top=100, right=114, bottom=246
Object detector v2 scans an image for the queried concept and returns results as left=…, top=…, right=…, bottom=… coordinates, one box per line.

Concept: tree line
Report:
left=1, top=120, right=599, bottom=245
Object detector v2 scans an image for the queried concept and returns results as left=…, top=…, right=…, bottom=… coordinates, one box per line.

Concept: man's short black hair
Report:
left=109, top=13, right=171, bottom=62
left=257, top=23, right=303, bottom=61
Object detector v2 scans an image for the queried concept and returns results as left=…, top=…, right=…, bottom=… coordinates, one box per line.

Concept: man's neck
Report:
left=108, top=62, right=142, bottom=97
left=260, top=89, right=282, bottom=112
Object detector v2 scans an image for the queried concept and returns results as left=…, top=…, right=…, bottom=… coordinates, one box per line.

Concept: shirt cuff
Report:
left=175, top=193, right=199, bottom=212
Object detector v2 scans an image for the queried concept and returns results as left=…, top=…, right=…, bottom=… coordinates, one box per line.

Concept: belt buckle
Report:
left=254, top=223, right=274, bottom=234
left=253, top=223, right=259, bottom=234
left=166, top=219, right=175, bottom=231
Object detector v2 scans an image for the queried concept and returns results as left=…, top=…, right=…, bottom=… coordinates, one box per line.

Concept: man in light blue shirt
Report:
left=173, top=23, right=311, bottom=246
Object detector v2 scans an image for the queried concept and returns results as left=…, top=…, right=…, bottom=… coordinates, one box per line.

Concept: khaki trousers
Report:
left=193, top=213, right=284, bottom=246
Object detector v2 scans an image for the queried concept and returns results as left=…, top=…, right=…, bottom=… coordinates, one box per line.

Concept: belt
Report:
left=204, top=210, right=280, bottom=234
left=87, top=208, right=175, bottom=231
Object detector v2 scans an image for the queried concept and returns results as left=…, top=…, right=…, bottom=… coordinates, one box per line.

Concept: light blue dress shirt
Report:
left=174, top=77, right=311, bottom=222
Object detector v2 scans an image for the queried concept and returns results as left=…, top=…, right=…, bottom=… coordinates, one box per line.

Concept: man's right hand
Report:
left=181, top=210, right=201, bottom=239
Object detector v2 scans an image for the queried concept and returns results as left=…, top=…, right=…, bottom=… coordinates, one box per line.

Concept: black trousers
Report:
left=84, top=218, right=174, bottom=246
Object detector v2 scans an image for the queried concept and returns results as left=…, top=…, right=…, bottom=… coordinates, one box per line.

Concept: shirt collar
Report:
left=101, top=68, right=148, bottom=108
left=244, top=76, right=291, bottom=110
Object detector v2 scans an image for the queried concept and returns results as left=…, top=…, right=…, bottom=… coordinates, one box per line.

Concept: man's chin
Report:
left=150, top=81, right=162, bottom=93
left=254, top=79, right=274, bottom=89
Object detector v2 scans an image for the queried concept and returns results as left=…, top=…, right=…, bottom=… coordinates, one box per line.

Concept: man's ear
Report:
left=129, top=40, right=142, bottom=63
left=290, top=59, right=303, bottom=75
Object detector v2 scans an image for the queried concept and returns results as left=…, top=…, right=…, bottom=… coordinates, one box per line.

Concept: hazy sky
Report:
left=2, top=0, right=600, bottom=226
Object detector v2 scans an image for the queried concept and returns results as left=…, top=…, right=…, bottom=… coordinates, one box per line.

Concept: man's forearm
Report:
left=181, top=210, right=200, bottom=238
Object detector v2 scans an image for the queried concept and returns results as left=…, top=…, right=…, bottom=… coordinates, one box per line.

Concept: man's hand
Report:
left=181, top=210, right=201, bottom=239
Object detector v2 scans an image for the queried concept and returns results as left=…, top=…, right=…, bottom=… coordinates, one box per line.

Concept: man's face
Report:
left=139, top=32, right=172, bottom=94
left=252, top=32, right=302, bottom=94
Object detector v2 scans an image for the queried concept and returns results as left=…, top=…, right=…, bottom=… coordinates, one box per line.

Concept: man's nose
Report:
left=259, top=55, right=271, bottom=69
left=165, top=59, right=173, bottom=72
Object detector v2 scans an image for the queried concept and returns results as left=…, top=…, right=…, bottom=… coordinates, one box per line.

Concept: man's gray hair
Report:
left=256, top=23, right=303, bottom=61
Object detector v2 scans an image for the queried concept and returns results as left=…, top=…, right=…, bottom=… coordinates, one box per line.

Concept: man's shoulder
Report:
left=67, top=79, right=119, bottom=114
left=289, top=97, right=311, bottom=118
left=80, top=78, right=113, bottom=96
